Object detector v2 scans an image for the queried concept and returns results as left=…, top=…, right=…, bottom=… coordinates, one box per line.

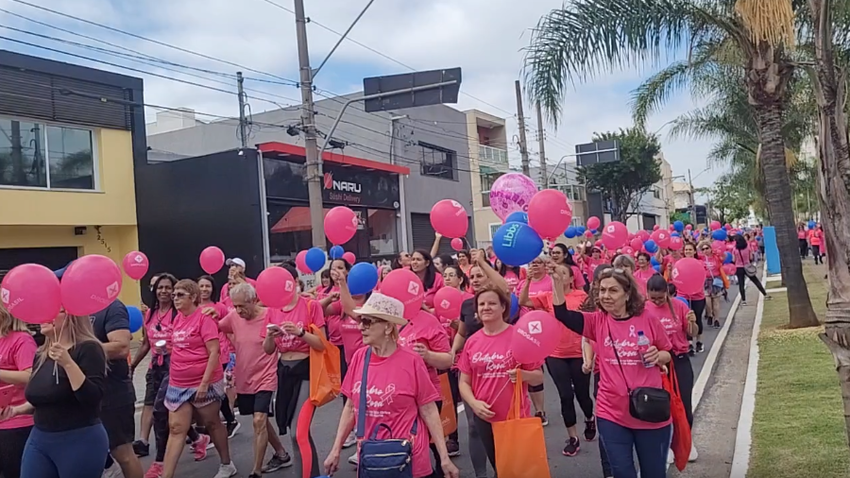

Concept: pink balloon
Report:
left=451, top=238, right=464, bottom=251
left=433, top=287, right=464, bottom=320
left=601, top=221, right=628, bottom=250
left=629, top=237, right=644, bottom=251
left=122, top=251, right=149, bottom=281
left=489, top=173, right=538, bottom=221
left=637, top=230, right=650, bottom=242
left=671, top=258, right=704, bottom=295
left=595, top=240, right=603, bottom=248
left=586, top=216, right=601, bottom=231
left=685, top=224, right=693, bottom=231
left=324, top=206, right=359, bottom=245
left=650, top=229, right=672, bottom=248
left=623, top=247, right=635, bottom=255
left=724, top=223, right=732, bottom=230
left=342, top=252, right=356, bottom=265
left=710, top=221, right=722, bottom=231
left=256, top=267, right=296, bottom=308
left=61, top=255, right=122, bottom=316
left=653, top=225, right=660, bottom=231
left=430, top=199, right=468, bottom=238
left=1, top=264, right=61, bottom=324
left=512, top=310, right=562, bottom=364
left=668, top=236, right=684, bottom=251
left=585, top=230, right=594, bottom=238
left=711, top=240, right=725, bottom=254
left=722, top=263, right=737, bottom=276
left=379, top=269, right=424, bottom=319
left=295, top=250, right=309, bottom=274
left=528, top=189, right=573, bottom=240
left=200, top=246, right=225, bottom=274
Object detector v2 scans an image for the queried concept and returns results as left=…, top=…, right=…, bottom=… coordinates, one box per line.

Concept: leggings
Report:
left=471, top=415, right=497, bottom=476
left=0, top=425, right=31, bottom=478
left=594, top=373, right=612, bottom=478
left=152, top=373, right=201, bottom=462
left=690, top=298, right=706, bottom=336
left=812, top=245, right=822, bottom=264
left=463, top=400, right=490, bottom=478
left=21, top=424, right=108, bottom=478
left=671, top=353, right=695, bottom=428
left=545, top=357, right=594, bottom=428
left=597, top=418, right=671, bottom=478
left=429, top=401, right=445, bottom=477
left=338, top=345, right=348, bottom=405
left=799, top=238, right=808, bottom=258
left=276, top=360, right=319, bottom=476
left=448, top=370, right=461, bottom=442
left=219, top=363, right=236, bottom=424
left=736, top=267, right=768, bottom=302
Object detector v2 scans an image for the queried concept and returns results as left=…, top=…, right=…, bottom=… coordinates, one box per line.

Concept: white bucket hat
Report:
left=353, top=293, right=407, bottom=326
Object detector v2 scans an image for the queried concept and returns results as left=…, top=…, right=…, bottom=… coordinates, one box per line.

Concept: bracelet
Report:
left=297, top=329, right=306, bottom=338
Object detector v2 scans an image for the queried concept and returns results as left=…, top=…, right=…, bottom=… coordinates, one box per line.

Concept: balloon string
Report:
left=52, top=326, right=59, bottom=385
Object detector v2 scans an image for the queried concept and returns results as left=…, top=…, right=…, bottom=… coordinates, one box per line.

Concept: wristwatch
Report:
left=297, top=329, right=306, bottom=338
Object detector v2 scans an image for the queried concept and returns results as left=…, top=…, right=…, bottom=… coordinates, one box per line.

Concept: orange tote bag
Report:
left=438, top=373, right=457, bottom=436
left=492, top=370, right=552, bottom=478
left=308, top=324, right=341, bottom=407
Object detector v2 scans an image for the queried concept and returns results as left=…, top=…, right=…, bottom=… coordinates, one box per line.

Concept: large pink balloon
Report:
left=650, top=229, right=671, bottom=249
left=512, top=310, right=561, bottom=364
left=528, top=189, right=572, bottom=240
left=586, top=216, right=601, bottom=231
left=342, top=252, right=356, bottom=265
left=61, top=255, right=122, bottom=316
left=601, top=221, right=628, bottom=250
left=711, top=240, right=725, bottom=255
left=430, top=199, right=468, bottom=239
left=629, top=237, right=644, bottom=251
left=710, top=220, right=721, bottom=231
left=489, top=173, right=538, bottom=222
left=722, top=263, right=736, bottom=276
left=671, top=258, right=704, bottom=295
left=200, top=246, right=225, bottom=274
left=256, top=267, right=297, bottom=308
left=324, top=206, right=359, bottom=245
left=1, top=264, right=61, bottom=324
left=668, top=236, right=684, bottom=251
left=380, top=269, right=424, bottom=320
left=637, top=230, right=650, bottom=242
left=295, top=250, right=309, bottom=274
left=433, top=287, right=463, bottom=320
left=122, top=251, right=149, bottom=281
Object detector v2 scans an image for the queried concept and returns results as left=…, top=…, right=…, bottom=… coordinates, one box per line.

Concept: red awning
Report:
left=257, top=141, right=410, bottom=175
left=271, top=207, right=325, bottom=234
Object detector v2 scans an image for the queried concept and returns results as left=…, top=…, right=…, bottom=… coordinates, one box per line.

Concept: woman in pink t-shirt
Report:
left=681, top=243, right=707, bottom=354
left=0, top=303, right=37, bottom=478
left=698, top=241, right=729, bottom=329
left=809, top=226, right=825, bottom=265
left=633, top=252, right=656, bottom=296
left=198, top=275, right=238, bottom=434
left=323, top=293, right=459, bottom=478
left=411, top=250, right=445, bottom=314
left=797, top=223, right=809, bottom=258
left=440, top=264, right=473, bottom=455
left=551, top=243, right=587, bottom=291
left=494, top=258, right=523, bottom=292
left=552, top=268, right=673, bottom=478
left=162, top=279, right=234, bottom=478
left=319, top=260, right=349, bottom=351
left=733, top=235, right=769, bottom=305
left=458, top=287, right=545, bottom=473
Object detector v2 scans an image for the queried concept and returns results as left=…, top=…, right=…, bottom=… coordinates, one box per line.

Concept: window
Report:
left=652, top=187, right=661, bottom=199
left=480, top=170, right=503, bottom=207
left=0, top=117, right=95, bottom=190
left=571, top=216, right=583, bottom=227
left=419, top=142, right=456, bottom=180
left=489, top=223, right=502, bottom=241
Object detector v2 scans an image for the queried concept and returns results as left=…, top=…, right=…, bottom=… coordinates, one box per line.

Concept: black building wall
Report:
left=135, top=149, right=265, bottom=293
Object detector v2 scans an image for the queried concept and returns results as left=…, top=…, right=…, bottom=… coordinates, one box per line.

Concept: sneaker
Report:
left=714, top=319, right=721, bottom=328
left=226, top=421, right=241, bottom=439
left=741, top=300, right=748, bottom=306
left=213, top=462, right=238, bottom=478
left=446, top=438, right=460, bottom=457
left=536, top=411, right=549, bottom=427
left=144, top=462, right=164, bottom=478
left=132, top=440, right=150, bottom=457
left=348, top=452, right=359, bottom=465
left=102, top=463, right=122, bottom=478
left=249, top=474, right=262, bottom=478
left=343, top=430, right=357, bottom=448
left=192, top=434, right=211, bottom=461
left=688, top=344, right=695, bottom=357
left=696, top=342, right=705, bottom=353
left=562, top=437, right=580, bottom=457
left=583, top=417, right=597, bottom=441
left=689, top=444, right=699, bottom=462
left=262, top=452, right=292, bottom=472
left=667, top=449, right=675, bottom=465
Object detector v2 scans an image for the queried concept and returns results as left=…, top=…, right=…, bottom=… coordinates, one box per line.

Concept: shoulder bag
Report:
left=356, top=348, right=416, bottom=478
left=739, top=250, right=757, bottom=277
left=607, top=327, right=671, bottom=423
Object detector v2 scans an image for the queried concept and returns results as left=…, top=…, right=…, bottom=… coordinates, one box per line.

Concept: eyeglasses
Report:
left=601, top=267, right=626, bottom=275
left=171, top=292, right=188, bottom=300
left=357, top=316, right=386, bottom=328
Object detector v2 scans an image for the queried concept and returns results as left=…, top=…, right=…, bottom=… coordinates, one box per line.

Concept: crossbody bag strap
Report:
left=606, top=326, right=632, bottom=394
left=356, top=348, right=372, bottom=439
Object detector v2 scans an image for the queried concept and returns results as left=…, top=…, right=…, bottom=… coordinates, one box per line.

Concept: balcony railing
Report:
left=479, top=145, right=508, bottom=166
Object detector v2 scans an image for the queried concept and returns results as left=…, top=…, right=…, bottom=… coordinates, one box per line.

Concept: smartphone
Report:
left=0, top=384, right=16, bottom=409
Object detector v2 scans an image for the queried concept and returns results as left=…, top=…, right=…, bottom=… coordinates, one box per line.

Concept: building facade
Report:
left=0, top=50, right=143, bottom=305
left=464, top=109, right=511, bottom=248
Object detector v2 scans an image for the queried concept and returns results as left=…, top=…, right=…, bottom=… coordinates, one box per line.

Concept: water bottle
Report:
left=636, top=331, right=653, bottom=368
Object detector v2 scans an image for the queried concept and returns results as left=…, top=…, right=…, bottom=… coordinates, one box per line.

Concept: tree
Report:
left=708, top=172, right=754, bottom=224
left=524, top=0, right=818, bottom=328
left=577, top=128, right=662, bottom=222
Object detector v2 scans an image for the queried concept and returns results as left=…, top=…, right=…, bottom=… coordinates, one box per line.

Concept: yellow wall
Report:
left=0, top=128, right=137, bottom=226
left=0, top=225, right=142, bottom=307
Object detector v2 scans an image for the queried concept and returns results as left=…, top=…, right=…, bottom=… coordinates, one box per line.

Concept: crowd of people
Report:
left=0, top=223, right=775, bottom=478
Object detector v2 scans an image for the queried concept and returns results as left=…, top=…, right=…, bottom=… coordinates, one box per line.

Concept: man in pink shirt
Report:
left=219, top=258, right=258, bottom=302
left=219, top=283, right=292, bottom=478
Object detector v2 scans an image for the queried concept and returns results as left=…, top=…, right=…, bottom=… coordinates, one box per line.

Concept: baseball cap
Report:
left=54, top=260, right=75, bottom=279
left=226, top=258, right=246, bottom=268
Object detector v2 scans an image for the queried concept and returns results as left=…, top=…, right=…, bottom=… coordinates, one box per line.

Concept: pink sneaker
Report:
left=192, top=434, right=211, bottom=461
left=144, top=462, right=164, bottom=478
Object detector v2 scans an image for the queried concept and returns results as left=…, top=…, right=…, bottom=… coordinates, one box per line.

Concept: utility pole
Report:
left=688, top=168, right=696, bottom=224
left=534, top=102, right=548, bottom=187
left=294, top=0, right=325, bottom=248
left=514, top=80, right=530, bottom=177
left=236, top=72, right=248, bottom=149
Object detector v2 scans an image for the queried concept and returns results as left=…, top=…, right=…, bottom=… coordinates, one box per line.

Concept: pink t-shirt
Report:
left=517, top=275, right=553, bottom=298
left=201, top=301, right=231, bottom=365
left=457, top=325, right=544, bottom=423
left=218, top=309, right=279, bottom=394
left=318, top=287, right=344, bottom=346
left=339, top=314, right=365, bottom=363
left=503, top=270, right=520, bottom=292
left=398, top=310, right=451, bottom=391
left=571, top=265, right=587, bottom=290
left=633, top=268, right=655, bottom=296
left=169, top=309, right=225, bottom=388
left=219, top=277, right=258, bottom=302
left=581, top=310, right=672, bottom=429
left=704, top=254, right=722, bottom=279
left=645, top=300, right=690, bottom=355
left=342, top=347, right=440, bottom=478
left=423, top=274, right=445, bottom=310
left=263, top=297, right=326, bottom=354
left=144, top=307, right=175, bottom=358
left=0, top=331, right=36, bottom=429
left=734, top=247, right=751, bottom=267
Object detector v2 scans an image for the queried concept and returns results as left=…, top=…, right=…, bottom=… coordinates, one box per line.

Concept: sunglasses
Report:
left=601, top=267, right=626, bottom=275
left=171, top=292, right=189, bottom=299
left=357, top=316, right=387, bottom=328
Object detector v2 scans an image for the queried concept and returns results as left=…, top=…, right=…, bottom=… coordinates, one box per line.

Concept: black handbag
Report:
left=607, top=328, right=671, bottom=423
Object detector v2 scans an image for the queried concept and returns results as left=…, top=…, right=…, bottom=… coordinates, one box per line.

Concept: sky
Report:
left=0, top=0, right=719, bottom=189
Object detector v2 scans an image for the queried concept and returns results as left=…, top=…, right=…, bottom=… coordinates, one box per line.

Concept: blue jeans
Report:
left=21, top=424, right=109, bottom=478
left=597, top=418, right=671, bottom=478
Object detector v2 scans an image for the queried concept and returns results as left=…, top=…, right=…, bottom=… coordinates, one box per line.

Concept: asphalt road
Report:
left=133, top=287, right=740, bottom=478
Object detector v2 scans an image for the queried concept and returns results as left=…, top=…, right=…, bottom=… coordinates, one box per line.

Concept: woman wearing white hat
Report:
left=323, top=293, right=459, bottom=478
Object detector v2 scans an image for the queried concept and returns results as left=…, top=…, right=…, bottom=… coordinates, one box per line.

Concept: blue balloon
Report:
left=347, top=262, right=379, bottom=295
left=127, top=306, right=143, bottom=334
left=644, top=240, right=658, bottom=253
left=808, top=220, right=816, bottom=229
left=703, top=227, right=709, bottom=234
left=724, top=252, right=733, bottom=264
left=506, top=211, right=529, bottom=224
left=576, top=226, right=586, bottom=235
left=568, top=248, right=575, bottom=255
left=650, top=256, right=659, bottom=266
left=671, top=232, right=680, bottom=237
left=675, top=296, right=690, bottom=307
left=510, top=293, right=519, bottom=321
left=674, top=220, right=684, bottom=232
left=653, top=264, right=661, bottom=272
left=564, top=226, right=577, bottom=239
left=590, top=229, right=598, bottom=235
left=329, top=245, right=344, bottom=260
left=305, top=247, right=327, bottom=272
left=711, top=229, right=728, bottom=241
left=492, top=222, right=544, bottom=267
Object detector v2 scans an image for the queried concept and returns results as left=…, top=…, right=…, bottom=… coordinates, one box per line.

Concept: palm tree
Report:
left=525, top=0, right=818, bottom=327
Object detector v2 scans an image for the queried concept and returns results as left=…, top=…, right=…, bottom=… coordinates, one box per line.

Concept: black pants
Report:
left=219, top=363, right=235, bottom=424
left=545, top=357, right=593, bottom=428
left=338, top=345, right=348, bottom=405
left=0, top=426, right=31, bottom=478
left=472, top=415, right=497, bottom=476
left=429, top=401, right=445, bottom=477
left=799, top=238, right=809, bottom=258
left=812, top=245, right=823, bottom=264
left=690, top=298, right=706, bottom=336
left=671, top=354, right=695, bottom=427
left=736, top=267, right=768, bottom=302
left=594, top=373, right=612, bottom=478
left=448, top=370, right=461, bottom=441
